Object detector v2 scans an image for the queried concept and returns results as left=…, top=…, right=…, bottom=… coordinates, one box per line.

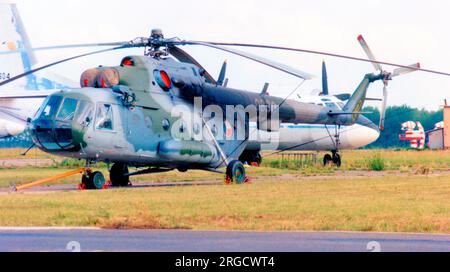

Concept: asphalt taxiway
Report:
left=0, top=229, right=448, bottom=252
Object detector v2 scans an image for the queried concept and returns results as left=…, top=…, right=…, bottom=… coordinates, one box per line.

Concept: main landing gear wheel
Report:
left=82, top=171, right=106, bottom=190
left=225, top=160, right=247, bottom=184
left=110, top=163, right=130, bottom=187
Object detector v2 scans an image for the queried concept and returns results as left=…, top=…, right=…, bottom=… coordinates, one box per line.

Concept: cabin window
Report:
left=325, top=102, right=340, bottom=110
left=57, top=98, right=78, bottom=121
left=95, top=104, right=114, bottom=130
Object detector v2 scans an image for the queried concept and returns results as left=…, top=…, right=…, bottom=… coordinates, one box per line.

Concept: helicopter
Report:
left=0, top=28, right=442, bottom=189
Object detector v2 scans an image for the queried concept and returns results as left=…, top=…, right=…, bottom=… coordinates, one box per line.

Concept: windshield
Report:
left=38, top=95, right=63, bottom=119
left=57, top=98, right=78, bottom=121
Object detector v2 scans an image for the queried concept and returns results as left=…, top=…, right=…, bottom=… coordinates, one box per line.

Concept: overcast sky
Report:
left=9, top=0, right=450, bottom=110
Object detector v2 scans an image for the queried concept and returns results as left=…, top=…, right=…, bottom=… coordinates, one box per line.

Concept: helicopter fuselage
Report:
left=28, top=55, right=377, bottom=170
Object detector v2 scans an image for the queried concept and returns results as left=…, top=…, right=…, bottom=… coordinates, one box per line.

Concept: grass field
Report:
left=0, top=175, right=449, bottom=233
left=0, top=148, right=448, bottom=233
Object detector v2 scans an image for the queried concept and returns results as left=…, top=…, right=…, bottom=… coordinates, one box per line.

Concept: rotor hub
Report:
left=147, top=28, right=169, bottom=58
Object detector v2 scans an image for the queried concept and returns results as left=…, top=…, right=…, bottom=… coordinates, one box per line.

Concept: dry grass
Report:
left=0, top=174, right=448, bottom=233
left=0, top=148, right=449, bottom=233
left=0, top=148, right=54, bottom=160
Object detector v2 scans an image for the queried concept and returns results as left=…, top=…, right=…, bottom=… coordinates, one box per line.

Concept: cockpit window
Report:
left=38, top=95, right=62, bottom=119
left=57, top=98, right=78, bottom=121
left=95, top=104, right=113, bottom=130
left=325, top=102, right=340, bottom=110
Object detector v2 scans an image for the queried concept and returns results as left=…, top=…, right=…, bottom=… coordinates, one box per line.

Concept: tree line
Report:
left=362, top=105, right=443, bottom=148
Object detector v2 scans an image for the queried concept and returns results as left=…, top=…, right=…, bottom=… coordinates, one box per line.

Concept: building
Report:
left=427, top=100, right=450, bottom=150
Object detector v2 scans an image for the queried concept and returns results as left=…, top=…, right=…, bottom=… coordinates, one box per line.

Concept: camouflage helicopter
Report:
left=0, top=29, right=442, bottom=189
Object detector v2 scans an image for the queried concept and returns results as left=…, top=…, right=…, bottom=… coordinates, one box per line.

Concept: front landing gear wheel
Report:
left=323, top=154, right=333, bottom=166
left=225, top=160, right=247, bottom=184
left=82, top=171, right=106, bottom=190
left=110, top=163, right=130, bottom=187
left=332, top=153, right=342, bottom=168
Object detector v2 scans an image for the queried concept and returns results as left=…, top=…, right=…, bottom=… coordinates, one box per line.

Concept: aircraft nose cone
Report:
left=363, top=124, right=380, bottom=146
left=356, top=116, right=380, bottom=147
left=343, top=117, right=380, bottom=149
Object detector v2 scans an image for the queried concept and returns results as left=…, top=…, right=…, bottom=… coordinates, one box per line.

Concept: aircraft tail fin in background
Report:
left=0, top=3, right=38, bottom=89
left=0, top=3, right=75, bottom=90
left=341, top=73, right=383, bottom=122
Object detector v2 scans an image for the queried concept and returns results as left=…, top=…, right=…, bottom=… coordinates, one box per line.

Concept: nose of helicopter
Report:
left=29, top=118, right=77, bottom=151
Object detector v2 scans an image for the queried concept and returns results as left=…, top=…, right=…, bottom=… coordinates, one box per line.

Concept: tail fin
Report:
left=341, top=73, right=383, bottom=122
left=0, top=3, right=74, bottom=90
left=0, top=3, right=38, bottom=90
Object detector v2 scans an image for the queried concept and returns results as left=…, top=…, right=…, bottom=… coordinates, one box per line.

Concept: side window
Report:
left=75, top=100, right=94, bottom=125
left=95, top=104, right=114, bottom=130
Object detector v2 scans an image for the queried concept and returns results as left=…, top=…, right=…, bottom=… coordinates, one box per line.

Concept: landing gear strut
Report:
left=323, top=124, right=342, bottom=167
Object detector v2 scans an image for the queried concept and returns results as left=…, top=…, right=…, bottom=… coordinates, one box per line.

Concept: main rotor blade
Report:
left=186, top=41, right=450, bottom=77
left=176, top=41, right=315, bottom=80
left=357, top=35, right=382, bottom=71
left=392, top=63, right=421, bottom=77
left=0, top=46, right=125, bottom=88
left=0, top=41, right=129, bottom=56
left=168, top=46, right=217, bottom=84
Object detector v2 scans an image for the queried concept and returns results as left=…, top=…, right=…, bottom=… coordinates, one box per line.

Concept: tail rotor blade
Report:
left=357, top=35, right=383, bottom=71
left=379, top=85, right=388, bottom=131
left=392, top=63, right=421, bottom=77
